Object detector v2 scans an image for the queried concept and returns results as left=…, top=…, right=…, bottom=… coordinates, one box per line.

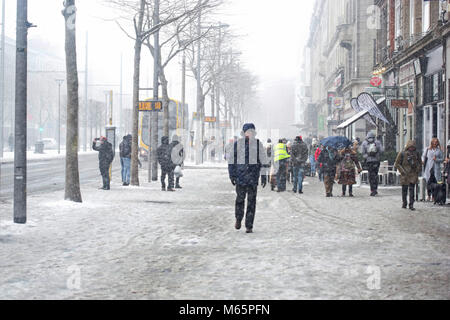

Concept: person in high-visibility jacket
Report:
left=274, top=139, right=291, bottom=192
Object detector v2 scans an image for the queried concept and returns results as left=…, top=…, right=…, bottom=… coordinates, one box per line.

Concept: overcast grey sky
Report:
left=3, top=0, right=314, bottom=119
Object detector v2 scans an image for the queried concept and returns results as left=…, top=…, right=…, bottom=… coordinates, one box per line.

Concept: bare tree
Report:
left=62, top=0, right=82, bottom=202
left=108, top=0, right=220, bottom=185
left=143, top=0, right=222, bottom=137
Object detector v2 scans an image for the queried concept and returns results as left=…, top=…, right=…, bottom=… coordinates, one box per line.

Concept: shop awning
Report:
left=337, top=110, right=369, bottom=129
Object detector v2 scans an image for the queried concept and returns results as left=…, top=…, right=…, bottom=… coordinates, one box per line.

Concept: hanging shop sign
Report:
left=391, top=99, right=409, bottom=108
left=333, top=97, right=343, bottom=109
left=370, top=76, right=382, bottom=87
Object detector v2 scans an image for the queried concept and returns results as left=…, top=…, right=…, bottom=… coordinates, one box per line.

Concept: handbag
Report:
left=174, top=165, right=183, bottom=178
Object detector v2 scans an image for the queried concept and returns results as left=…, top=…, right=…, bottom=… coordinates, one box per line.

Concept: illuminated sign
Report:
left=139, top=101, right=163, bottom=112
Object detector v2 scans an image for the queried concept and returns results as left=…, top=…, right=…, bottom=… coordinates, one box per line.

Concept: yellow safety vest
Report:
left=274, top=143, right=290, bottom=162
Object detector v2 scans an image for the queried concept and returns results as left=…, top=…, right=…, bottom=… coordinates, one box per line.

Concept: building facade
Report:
left=301, top=0, right=378, bottom=141
left=374, top=0, right=449, bottom=153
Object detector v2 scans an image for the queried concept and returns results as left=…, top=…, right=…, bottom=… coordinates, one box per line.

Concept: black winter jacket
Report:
left=157, top=136, right=173, bottom=170
left=93, top=141, right=114, bottom=170
left=119, top=135, right=132, bottom=158
left=228, top=137, right=269, bottom=187
left=291, top=141, right=309, bottom=167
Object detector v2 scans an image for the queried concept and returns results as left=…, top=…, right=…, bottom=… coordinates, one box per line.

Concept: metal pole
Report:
left=120, top=53, right=123, bottom=136
left=0, top=0, right=5, bottom=159
left=56, top=79, right=64, bottom=154
left=84, top=31, right=88, bottom=152
left=14, top=0, right=29, bottom=224
left=150, top=0, right=160, bottom=182
left=109, top=90, right=113, bottom=126
left=181, top=50, right=186, bottom=144
left=196, top=0, right=202, bottom=165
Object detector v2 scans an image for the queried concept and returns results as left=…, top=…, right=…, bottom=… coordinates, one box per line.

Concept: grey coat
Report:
left=361, top=132, right=384, bottom=163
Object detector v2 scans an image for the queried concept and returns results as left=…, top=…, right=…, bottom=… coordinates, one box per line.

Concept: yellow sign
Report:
left=204, top=116, right=217, bottom=123
left=139, top=101, right=163, bottom=112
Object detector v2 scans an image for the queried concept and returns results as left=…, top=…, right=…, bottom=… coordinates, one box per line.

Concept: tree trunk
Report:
left=160, top=69, right=170, bottom=137
left=130, top=0, right=146, bottom=186
left=63, top=0, right=82, bottom=203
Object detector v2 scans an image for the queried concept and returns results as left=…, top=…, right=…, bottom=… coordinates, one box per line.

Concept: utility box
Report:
left=34, top=141, right=45, bottom=154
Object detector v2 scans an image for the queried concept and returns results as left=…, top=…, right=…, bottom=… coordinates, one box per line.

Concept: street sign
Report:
left=391, top=99, right=409, bottom=108
left=204, top=116, right=217, bottom=123
left=139, top=100, right=163, bottom=112
left=220, top=121, right=231, bottom=128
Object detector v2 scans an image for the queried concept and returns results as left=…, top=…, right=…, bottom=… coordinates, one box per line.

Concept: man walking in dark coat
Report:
left=291, top=136, right=309, bottom=194
left=228, top=123, right=269, bottom=233
left=93, top=136, right=114, bottom=190
left=157, top=136, right=175, bottom=191
left=119, top=134, right=132, bottom=186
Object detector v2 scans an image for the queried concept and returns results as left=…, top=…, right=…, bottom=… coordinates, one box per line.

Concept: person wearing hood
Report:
left=157, top=136, right=175, bottom=191
left=228, top=123, right=269, bottom=234
left=93, top=136, right=114, bottom=190
left=394, top=140, right=422, bottom=211
left=422, top=138, right=444, bottom=202
left=119, top=134, right=132, bottom=186
left=170, top=135, right=185, bottom=189
left=361, top=132, right=384, bottom=196
left=291, top=136, right=309, bottom=194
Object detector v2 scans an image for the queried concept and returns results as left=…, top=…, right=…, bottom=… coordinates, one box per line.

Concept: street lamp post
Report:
left=56, top=79, right=64, bottom=154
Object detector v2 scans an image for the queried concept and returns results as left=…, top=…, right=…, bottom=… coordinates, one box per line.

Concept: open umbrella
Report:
left=320, top=136, right=352, bottom=150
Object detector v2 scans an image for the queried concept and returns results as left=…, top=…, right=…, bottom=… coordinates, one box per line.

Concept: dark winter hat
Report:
left=242, top=123, right=256, bottom=133
left=295, top=136, right=302, bottom=142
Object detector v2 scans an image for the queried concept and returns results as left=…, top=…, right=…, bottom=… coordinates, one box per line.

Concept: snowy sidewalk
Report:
left=0, top=167, right=449, bottom=299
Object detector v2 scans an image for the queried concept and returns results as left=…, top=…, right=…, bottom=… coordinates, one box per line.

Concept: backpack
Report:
left=368, top=142, right=378, bottom=156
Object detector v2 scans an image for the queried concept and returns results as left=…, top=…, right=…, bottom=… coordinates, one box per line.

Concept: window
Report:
left=410, top=0, right=415, bottom=36
left=422, top=0, right=430, bottom=32
left=424, top=71, right=444, bottom=103
left=395, top=0, right=402, bottom=49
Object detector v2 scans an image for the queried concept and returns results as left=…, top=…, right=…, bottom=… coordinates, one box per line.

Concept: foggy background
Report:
left=2, top=0, right=314, bottom=141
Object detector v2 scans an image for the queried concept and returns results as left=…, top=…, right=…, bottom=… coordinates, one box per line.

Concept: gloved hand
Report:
left=230, top=178, right=236, bottom=186
left=261, top=175, right=267, bottom=188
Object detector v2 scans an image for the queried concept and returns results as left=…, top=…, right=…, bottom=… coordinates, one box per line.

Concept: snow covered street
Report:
left=0, top=166, right=449, bottom=300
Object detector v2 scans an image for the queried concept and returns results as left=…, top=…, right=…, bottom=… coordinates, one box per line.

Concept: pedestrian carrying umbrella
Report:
left=319, top=136, right=352, bottom=150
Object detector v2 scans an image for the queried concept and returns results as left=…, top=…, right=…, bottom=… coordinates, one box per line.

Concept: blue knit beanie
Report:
left=242, top=123, right=256, bottom=133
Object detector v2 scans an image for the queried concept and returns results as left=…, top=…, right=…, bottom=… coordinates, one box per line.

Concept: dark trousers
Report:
left=367, top=161, right=380, bottom=192
left=176, top=177, right=181, bottom=187
left=161, top=167, right=174, bottom=189
left=402, top=184, right=415, bottom=207
left=235, top=185, right=258, bottom=230
left=276, top=159, right=288, bottom=191
left=100, top=166, right=110, bottom=189
left=426, top=171, right=437, bottom=197
left=342, top=184, right=353, bottom=194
